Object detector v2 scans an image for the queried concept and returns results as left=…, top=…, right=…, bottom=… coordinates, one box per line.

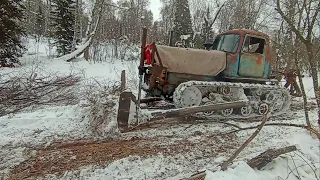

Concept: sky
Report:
left=149, top=0, right=161, bottom=21
left=112, top=0, right=161, bottom=21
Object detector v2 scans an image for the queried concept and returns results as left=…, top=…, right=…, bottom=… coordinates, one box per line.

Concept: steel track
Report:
left=172, top=80, right=291, bottom=118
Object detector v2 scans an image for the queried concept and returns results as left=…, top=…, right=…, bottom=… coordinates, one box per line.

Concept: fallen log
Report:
left=247, top=145, right=297, bottom=170
left=183, top=145, right=298, bottom=180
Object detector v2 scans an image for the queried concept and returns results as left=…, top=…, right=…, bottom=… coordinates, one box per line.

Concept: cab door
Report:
left=238, top=35, right=266, bottom=78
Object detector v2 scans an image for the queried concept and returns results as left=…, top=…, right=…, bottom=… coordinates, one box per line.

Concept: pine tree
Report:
left=0, top=0, right=26, bottom=64
left=172, top=0, right=193, bottom=46
left=51, top=0, right=76, bottom=57
left=36, top=5, right=45, bottom=41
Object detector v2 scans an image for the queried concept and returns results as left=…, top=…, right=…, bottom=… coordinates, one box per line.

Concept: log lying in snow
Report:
left=183, top=145, right=297, bottom=180
left=247, top=145, right=297, bottom=170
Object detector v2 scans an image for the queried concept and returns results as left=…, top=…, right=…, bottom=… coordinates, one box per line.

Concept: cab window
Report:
left=212, top=34, right=240, bottom=53
left=242, top=36, right=265, bottom=54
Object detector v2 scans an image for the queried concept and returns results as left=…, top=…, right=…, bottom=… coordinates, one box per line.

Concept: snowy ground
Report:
left=1, top=38, right=320, bottom=180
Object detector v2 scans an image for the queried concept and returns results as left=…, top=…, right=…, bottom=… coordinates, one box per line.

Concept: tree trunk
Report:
left=295, top=60, right=311, bottom=127
left=307, top=44, right=320, bottom=123
left=293, top=36, right=311, bottom=127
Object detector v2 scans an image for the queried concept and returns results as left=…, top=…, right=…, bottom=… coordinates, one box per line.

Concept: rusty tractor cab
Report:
left=143, top=29, right=277, bottom=99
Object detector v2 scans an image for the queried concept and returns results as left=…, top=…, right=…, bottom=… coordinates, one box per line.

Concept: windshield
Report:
left=212, top=34, right=240, bottom=53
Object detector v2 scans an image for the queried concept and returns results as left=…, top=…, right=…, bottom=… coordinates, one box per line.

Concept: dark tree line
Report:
left=0, top=0, right=26, bottom=64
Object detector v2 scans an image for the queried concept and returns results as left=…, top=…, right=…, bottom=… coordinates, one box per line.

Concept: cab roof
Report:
left=219, top=29, right=270, bottom=39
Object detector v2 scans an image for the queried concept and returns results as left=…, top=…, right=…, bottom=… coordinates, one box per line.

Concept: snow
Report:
left=1, top=37, right=320, bottom=179
left=0, top=38, right=141, bottom=177
left=205, top=132, right=320, bottom=180
left=46, top=129, right=319, bottom=180
left=0, top=105, right=89, bottom=148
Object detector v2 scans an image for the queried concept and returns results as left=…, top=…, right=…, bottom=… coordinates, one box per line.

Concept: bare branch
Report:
left=220, top=113, right=270, bottom=171
left=209, top=1, right=226, bottom=28
left=308, top=0, right=320, bottom=40
left=275, top=0, right=308, bottom=44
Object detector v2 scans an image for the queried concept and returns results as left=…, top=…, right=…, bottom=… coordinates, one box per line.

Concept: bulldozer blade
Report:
left=116, top=91, right=165, bottom=133
left=117, top=92, right=135, bottom=133
left=117, top=91, right=249, bottom=133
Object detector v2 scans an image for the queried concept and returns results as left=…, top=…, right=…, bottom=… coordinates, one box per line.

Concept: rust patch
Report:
left=256, top=55, right=263, bottom=65
left=265, top=41, right=271, bottom=63
left=238, top=53, right=264, bottom=78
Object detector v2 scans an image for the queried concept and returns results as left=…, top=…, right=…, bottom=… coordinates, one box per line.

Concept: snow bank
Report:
left=205, top=132, right=320, bottom=180
left=0, top=104, right=90, bottom=148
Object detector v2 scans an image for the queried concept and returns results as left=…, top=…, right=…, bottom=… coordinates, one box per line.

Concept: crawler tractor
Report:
left=117, top=29, right=291, bottom=132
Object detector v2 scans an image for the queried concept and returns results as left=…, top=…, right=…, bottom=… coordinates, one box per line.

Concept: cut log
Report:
left=247, top=145, right=297, bottom=170
left=183, top=146, right=297, bottom=180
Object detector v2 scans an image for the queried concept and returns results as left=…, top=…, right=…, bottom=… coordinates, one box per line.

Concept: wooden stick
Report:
left=220, top=113, right=270, bottom=171
left=120, top=70, right=126, bottom=91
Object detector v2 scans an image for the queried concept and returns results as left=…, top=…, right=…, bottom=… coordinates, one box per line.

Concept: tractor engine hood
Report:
left=154, top=45, right=227, bottom=76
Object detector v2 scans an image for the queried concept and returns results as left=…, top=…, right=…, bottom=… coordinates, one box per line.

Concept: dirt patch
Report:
left=290, top=99, right=317, bottom=111
left=9, top=133, right=239, bottom=179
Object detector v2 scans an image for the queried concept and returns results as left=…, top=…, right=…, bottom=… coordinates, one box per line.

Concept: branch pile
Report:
left=83, top=79, right=123, bottom=135
left=0, top=72, right=81, bottom=116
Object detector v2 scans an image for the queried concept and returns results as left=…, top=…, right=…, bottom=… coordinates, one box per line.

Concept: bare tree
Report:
left=217, top=0, right=267, bottom=32
left=276, top=0, right=320, bottom=126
